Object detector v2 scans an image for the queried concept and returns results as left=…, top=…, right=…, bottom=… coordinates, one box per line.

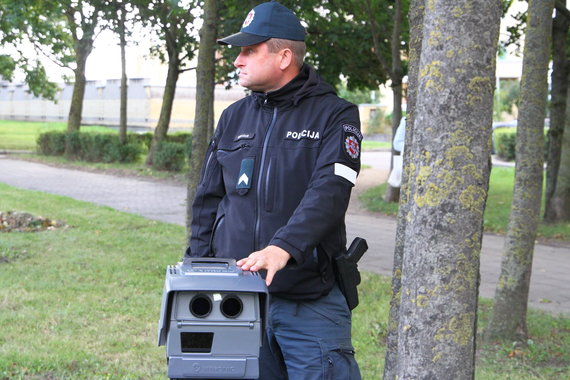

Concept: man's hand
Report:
left=237, top=245, right=291, bottom=286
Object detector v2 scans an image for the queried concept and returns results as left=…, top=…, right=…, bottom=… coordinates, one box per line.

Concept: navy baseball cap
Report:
left=218, top=2, right=306, bottom=46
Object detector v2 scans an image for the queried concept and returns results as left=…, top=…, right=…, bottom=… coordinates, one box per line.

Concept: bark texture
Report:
left=146, top=57, right=180, bottom=165
left=64, top=48, right=90, bottom=158
left=383, top=0, right=405, bottom=203
left=549, top=88, right=570, bottom=220
left=544, top=10, right=569, bottom=221
left=396, top=1, right=501, bottom=378
left=383, top=0, right=424, bottom=378
left=64, top=5, right=99, bottom=157
left=486, top=0, right=554, bottom=342
left=186, top=0, right=218, bottom=238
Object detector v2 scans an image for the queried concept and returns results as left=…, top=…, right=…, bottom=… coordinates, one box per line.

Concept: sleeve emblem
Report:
left=342, top=124, right=362, bottom=162
left=345, top=135, right=360, bottom=160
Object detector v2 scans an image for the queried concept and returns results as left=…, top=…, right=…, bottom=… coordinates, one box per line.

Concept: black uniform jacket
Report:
left=187, top=64, right=362, bottom=300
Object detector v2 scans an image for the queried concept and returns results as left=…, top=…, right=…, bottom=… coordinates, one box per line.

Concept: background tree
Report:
left=63, top=0, right=107, bottom=142
left=137, top=0, right=200, bottom=166
left=545, top=3, right=570, bottom=221
left=493, top=79, right=519, bottom=120
left=395, top=0, right=501, bottom=377
left=549, top=86, right=570, bottom=220
left=186, top=0, right=218, bottom=239
left=0, top=1, right=60, bottom=100
left=383, top=0, right=423, bottom=377
left=0, top=0, right=109, bottom=130
left=485, top=0, right=555, bottom=343
left=377, top=0, right=407, bottom=203
left=105, top=0, right=137, bottom=145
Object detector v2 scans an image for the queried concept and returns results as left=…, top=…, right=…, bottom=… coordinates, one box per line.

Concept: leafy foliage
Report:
left=0, top=1, right=62, bottom=99
left=37, top=131, right=142, bottom=163
left=153, top=141, right=186, bottom=172
left=494, top=79, right=520, bottom=120
left=135, top=0, right=200, bottom=70
left=214, top=0, right=409, bottom=91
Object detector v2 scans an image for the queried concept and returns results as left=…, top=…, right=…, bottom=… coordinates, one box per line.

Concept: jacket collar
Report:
left=252, top=64, right=332, bottom=108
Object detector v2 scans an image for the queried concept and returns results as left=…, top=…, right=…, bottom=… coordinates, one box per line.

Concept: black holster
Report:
left=334, top=237, right=368, bottom=310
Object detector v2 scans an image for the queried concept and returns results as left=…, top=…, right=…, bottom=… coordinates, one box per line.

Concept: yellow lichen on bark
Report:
left=421, top=61, right=444, bottom=92
left=467, top=76, right=493, bottom=105
left=433, top=313, right=473, bottom=346
left=459, top=185, right=486, bottom=214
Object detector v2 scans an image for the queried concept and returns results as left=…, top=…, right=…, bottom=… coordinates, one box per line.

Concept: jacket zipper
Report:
left=254, top=105, right=278, bottom=250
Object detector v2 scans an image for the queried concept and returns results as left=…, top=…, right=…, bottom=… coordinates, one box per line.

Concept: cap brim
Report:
left=217, top=32, right=270, bottom=46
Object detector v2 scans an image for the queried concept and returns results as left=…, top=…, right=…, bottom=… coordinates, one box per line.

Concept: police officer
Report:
left=187, top=2, right=362, bottom=379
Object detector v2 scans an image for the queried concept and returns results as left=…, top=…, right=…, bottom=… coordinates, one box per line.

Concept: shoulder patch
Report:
left=342, top=124, right=362, bottom=162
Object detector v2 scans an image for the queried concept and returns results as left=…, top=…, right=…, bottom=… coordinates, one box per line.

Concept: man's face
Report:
left=234, top=42, right=282, bottom=93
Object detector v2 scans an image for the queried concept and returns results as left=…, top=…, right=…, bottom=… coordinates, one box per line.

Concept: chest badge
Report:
left=236, top=158, right=255, bottom=194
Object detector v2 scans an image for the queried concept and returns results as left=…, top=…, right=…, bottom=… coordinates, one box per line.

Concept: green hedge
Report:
left=37, top=131, right=143, bottom=163
left=36, top=131, right=66, bottom=156
left=494, top=128, right=516, bottom=161
left=153, top=141, right=186, bottom=172
left=493, top=127, right=548, bottom=162
left=129, top=132, right=192, bottom=151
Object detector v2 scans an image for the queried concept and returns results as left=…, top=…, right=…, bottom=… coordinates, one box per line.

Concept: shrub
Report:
left=129, top=132, right=154, bottom=150
left=64, top=130, right=82, bottom=158
left=36, top=131, right=65, bottom=156
left=167, top=132, right=192, bottom=158
left=493, top=127, right=549, bottom=162
left=166, top=132, right=192, bottom=145
left=104, top=141, right=142, bottom=163
left=36, top=131, right=142, bottom=163
left=153, top=141, right=186, bottom=172
left=494, top=128, right=516, bottom=161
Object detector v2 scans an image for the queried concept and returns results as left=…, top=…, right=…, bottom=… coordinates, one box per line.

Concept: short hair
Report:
left=266, top=38, right=306, bottom=69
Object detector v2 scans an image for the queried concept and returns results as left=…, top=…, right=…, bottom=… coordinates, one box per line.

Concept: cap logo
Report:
left=242, top=10, right=255, bottom=28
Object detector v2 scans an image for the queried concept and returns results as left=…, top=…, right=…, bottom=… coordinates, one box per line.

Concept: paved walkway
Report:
left=1, top=154, right=569, bottom=315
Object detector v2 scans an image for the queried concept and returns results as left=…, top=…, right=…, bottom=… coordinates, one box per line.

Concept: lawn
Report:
left=1, top=184, right=569, bottom=379
left=360, top=166, right=570, bottom=240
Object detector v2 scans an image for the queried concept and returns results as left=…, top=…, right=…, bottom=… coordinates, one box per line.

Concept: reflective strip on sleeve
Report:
left=334, top=163, right=357, bottom=185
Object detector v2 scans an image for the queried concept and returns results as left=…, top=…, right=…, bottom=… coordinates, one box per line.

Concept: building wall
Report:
left=0, top=78, right=246, bottom=130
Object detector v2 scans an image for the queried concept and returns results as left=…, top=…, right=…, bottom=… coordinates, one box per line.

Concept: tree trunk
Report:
left=485, top=0, right=554, bottom=343
left=146, top=57, right=180, bottom=166
left=65, top=43, right=91, bottom=158
left=395, top=0, right=501, bottom=378
left=383, top=0, right=404, bottom=203
left=119, top=5, right=128, bottom=145
left=544, top=11, right=569, bottom=221
left=66, top=56, right=87, bottom=133
left=383, top=0, right=423, bottom=376
left=548, top=78, right=570, bottom=220
left=186, top=0, right=218, bottom=238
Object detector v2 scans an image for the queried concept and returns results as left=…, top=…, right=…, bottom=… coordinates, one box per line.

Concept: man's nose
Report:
left=234, top=54, right=243, bottom=68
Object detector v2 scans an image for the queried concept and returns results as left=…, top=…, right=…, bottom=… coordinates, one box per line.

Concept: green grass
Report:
left=0, top=184, right=568, bottom=379
left=360, top=166, right=570, bottom=240
left=0, top=120, right=113, bottom=151
left=362, top=140, right=391, bottom=151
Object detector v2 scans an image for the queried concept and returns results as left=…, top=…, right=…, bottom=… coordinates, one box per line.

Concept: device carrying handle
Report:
left=182, top=256, right=236, bottom=268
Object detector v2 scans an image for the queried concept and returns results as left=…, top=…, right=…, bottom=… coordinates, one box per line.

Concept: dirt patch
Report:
left=0, top=211, right=69, bottom=233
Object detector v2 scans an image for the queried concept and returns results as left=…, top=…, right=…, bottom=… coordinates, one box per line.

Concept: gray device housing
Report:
left=158, top=257, right=268, bottom=379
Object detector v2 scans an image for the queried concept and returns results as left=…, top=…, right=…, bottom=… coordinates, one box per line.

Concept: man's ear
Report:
left=279, top=48, right=294, bottom=70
